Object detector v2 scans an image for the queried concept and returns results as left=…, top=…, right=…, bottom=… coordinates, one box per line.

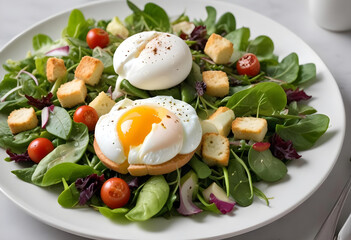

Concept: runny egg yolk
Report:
left=116, top=106, right=165, bottom=156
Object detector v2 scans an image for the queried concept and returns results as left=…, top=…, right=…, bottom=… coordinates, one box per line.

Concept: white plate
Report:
left=0, top=0, right=345, bottom=239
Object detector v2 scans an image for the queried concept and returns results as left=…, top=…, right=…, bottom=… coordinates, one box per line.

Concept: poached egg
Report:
left=113, top=31, right=193, bottom=91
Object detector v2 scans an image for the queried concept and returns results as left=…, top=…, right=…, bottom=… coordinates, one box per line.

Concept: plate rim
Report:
left=0, top=0, right=346, bottom=239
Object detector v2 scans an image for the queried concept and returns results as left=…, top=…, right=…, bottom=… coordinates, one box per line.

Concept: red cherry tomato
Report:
left=236, top=53, right=260, bottom=77
left=100, top=178, right=130, bottom=209
left=252, top=142, right=271, bottom=152
left=28, top=138, right=54, bottom=163
left=86, top=28, right=109, bottom=49
left=73, top=105, right=99, bottom=131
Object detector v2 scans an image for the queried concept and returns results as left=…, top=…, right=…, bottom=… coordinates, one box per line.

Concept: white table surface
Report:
left=1, top=0, right=351, bottom=239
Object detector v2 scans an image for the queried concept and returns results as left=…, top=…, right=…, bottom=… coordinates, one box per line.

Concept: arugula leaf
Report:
left=32, top=34, right=54, bottom=51
left=63, top=9, right=89, bottom=40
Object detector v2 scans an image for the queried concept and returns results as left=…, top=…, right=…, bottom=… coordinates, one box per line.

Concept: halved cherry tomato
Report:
left=252, top=142, right=271, bottom=152
left=73, top=105, right=99, bottom=131
left=236, top=53, right=260, bottom=77
left=100, top=178, right=130, bottom=209
left=86, top=28, right=109, bottom=49
left=28, top=138, right=54, bottom=163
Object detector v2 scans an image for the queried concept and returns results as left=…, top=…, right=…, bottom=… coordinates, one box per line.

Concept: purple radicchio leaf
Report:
left=75, top=174, right=105, bottom=205
left=195, top=81, right=206, bottom=96
left=270, top=134, right=301, bottom=160
left=6, top=149, right=31, bottom=163
left=188, top=26, right=208, bottom=51
left=25, top=92, right=53, bottom=110
left=127, top=177, right=139, bottom=189
left=209, top=193, right=235, bottom=214
left=285, top=88, right=311, bottom=104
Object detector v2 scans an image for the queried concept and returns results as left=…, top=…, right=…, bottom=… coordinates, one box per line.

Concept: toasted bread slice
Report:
left=94, top=139, right=195, bottom=176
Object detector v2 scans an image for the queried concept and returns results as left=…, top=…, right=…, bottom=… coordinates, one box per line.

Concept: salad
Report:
left=0, top=0, right=329, bottom=223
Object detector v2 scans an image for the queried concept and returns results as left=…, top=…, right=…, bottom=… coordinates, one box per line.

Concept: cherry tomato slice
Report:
left=252, top=142, right=271, bottom=152
left=86, top=28, right=109, bottom=49
left=236, top=53, right=260, bottom=77
left=28, top=138, right=54, bottom=163
left=73, top=105, right=99, bottom=131
left=101, top=178, right=130, bottom=209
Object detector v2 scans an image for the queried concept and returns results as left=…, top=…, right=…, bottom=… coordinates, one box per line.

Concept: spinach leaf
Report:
left=32, top=34, right=53, bottom=51
left=215, top=12, right=236, bottom=35
left=58, top=182, right=80, bottom=208
left=248, top=148, right=287, bottom=182
left=226, top=82, right=287, bottom=117
left=186, top=62, right=202, bottom=87
left=276, top=114, right=329, bottom=151
left=149, top=86, right=181, bottom=100
left=180, top=82, right=196, bottom=103
left=120, top=79, right=150, bottom=99
left=31, top=122, right=89, bottom=186
left=266, top=53, right=299, bottom=83
left=144, top=3, right=170, bottom=32
left=46, top=106, right=72, bottom=140
left=295, top=63, right=316, bottom=84
left=11, top=164, right=37, bottom=183
left=247, top=35, right=276, bottom=62
left=228, top=157, right=253, bottom=206
left=288, top=101, right=317, bottom=116
left=97, top=206, right=129, bottom=219
left=203, top=6, right=217, bottom=35
left=188, top=155, right=211, bottom=179
left=42, top=163, right=98, bottom=186
left=125, top=175, right=169, bottom=221
left=126, top=0, right=170, bottom=32
left=0, top=119, right=41, bottom=153
left=225, top=27, right=250, bottom=52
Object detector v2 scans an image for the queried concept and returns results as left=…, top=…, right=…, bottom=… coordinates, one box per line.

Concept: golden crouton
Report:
left=204, top=33, right=233, bottom=64
left=75, top=56, right=104, bottom=86
left=201, top=107, right=235, bottom=136
left=232, top=117, right=268, bottom=142
left=89, top=92, right=116, bottom=117
left=7, top=107, right=38, bottom=134
left=46, top=57, right=67, bottom=83
left=202, top=133, right=229, bottom=167
left=57, top=79, right=87, bottom=108
left=202, top=71, right=229, bottom=97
